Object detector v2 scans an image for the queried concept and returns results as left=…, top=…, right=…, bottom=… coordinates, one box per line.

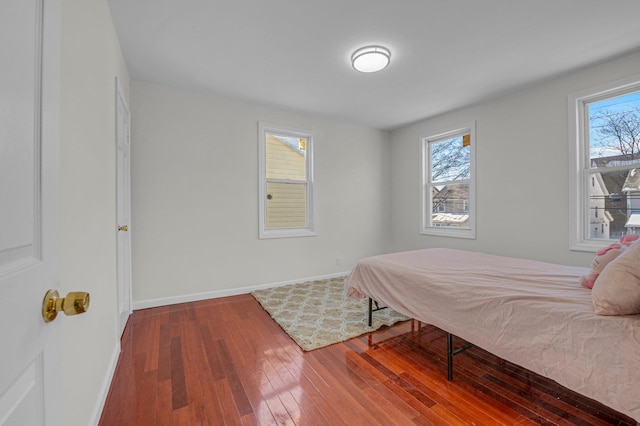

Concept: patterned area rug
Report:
left=252, top=276, right=409, bottom=351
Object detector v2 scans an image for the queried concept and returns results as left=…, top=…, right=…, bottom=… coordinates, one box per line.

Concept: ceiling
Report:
left=107, top=0, right=640, bottom=130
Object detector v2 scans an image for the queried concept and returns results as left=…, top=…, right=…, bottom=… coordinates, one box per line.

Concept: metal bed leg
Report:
left=367, top=297, right=388, bottom=327
left=447, top=333, right=454, bottom=381
left=447, top=332, right=474, bottom=382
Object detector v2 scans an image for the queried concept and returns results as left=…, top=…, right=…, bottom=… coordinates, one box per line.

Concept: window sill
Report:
left=259, top=228, right=317, bottom=239
left=421, top=228, right=476, bottom=240
left=570, top=240, right=614, bottom=253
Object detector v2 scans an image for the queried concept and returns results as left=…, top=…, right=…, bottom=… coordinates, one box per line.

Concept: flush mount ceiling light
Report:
left=351, top=45, right=391, bottom=73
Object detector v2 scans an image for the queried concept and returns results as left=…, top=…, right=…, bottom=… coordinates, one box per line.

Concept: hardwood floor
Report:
left=100, top=294, right=635, bottom=425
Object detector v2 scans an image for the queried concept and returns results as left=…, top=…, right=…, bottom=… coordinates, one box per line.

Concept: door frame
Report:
left=115, top=77, right=132, bottom=337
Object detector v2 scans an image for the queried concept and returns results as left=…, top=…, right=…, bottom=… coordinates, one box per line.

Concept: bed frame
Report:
left=347, top=248, right=640, bottom=422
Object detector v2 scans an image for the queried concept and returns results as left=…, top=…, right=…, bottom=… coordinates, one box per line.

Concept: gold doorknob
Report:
left=42, top=290, right=90, bottom=323
left=118, top=225, right=128, bottom=232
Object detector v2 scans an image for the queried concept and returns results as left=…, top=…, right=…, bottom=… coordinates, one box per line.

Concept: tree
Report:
left=431, top=137, right=470, bottom=182
left=592, top=106, right=640, bottom=162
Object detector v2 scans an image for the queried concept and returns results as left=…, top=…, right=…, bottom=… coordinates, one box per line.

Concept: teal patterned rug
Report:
left=252, top=276, right=409, bottom=351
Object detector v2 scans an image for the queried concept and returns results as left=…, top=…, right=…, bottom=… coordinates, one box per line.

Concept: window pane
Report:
left=266, top=133, right=306, bottom=180
left=588, top=169, right=640, bottom=240
left=431, top=183, right=469, bottom=228
left=430, top=135, right=470, bottom=182
left=589, top=91, right=640, bottom=168
left=266, top=181, right=307, bottom=229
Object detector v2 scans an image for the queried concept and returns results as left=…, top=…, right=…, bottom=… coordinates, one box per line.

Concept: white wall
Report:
left=389, top=49, right=640, bottom=267
left=130, top=80, right=390, bottom=303
left=59, top=0, right=129, bottom=424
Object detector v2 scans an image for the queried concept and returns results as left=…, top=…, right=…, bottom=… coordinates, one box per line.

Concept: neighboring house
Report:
left=588, top=172, right=613, bottom=240
left=431, top=185, right=469, bottom=228
left=265, top=134, right=307, bottom=228
left=622, top=168, right=640, bottom=233
left=591, top=155, right=640, bottom=239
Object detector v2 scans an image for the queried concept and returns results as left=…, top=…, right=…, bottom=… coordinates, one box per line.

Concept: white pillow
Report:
left=592, top=240, right=640, bottom=315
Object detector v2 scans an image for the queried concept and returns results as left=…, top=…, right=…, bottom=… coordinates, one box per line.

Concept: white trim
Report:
left=420, top=121, right=476, bottom=239
left=88, top=343, right=121, bottom=426
left=132, top=272, right=350, bottom=310
left=568, top=74, right=640, bottom=251
left=258, top=122, right=317, bottom=239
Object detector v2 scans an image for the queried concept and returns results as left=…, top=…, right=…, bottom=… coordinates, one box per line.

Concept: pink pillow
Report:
left=592, top=241, right=640, bottom=315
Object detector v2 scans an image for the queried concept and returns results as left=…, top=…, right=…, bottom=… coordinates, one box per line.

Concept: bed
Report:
left=344, top=248, right=640, bottom=422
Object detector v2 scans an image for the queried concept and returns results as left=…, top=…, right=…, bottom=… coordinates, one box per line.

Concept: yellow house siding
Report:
left=266, top=182, right=307, bottom=228
left=265, top=134, right=307, bottom=228
left=266, top=134, right=306, bottom=180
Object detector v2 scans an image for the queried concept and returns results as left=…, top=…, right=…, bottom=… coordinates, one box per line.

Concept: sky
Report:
left=589, top=90, right=640, bottom=160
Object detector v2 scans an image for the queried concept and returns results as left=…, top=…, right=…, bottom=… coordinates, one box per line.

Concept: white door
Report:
left=116, top=78, right=132, bottom=336
left=0, top=0, right=62, bottom=424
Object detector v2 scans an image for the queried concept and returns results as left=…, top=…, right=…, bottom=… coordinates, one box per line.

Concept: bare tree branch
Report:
left=592, top=107, right=640, bottom=161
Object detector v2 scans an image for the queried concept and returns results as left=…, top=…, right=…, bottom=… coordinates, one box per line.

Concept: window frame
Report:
left=420, top=121, right=476, bottom=239
left=568, top=74, right=640, bottom=251
left=258, top=122, right=316, bottom=239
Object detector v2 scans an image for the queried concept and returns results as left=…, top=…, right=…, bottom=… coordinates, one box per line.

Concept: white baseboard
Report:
left=132, top=271, right=351, bottom=311
left=89, top=341, right=121, bottom=425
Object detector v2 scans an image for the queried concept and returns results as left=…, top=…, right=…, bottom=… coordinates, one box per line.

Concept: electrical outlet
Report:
left=335, top=257, right=342, bottom=266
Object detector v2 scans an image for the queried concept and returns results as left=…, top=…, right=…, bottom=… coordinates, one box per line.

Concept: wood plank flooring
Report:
left=99, top=294, right=636, bottom=425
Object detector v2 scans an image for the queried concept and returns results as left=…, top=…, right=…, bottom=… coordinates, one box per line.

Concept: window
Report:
left=258, top=122, right=316, bottom=239
left=569, top=75, right=640, bottom=250
left=420, top=122, right=476, bottom=239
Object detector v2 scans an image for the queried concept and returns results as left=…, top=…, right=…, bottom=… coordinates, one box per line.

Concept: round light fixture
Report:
left=351, top=45, right=391, bottom=73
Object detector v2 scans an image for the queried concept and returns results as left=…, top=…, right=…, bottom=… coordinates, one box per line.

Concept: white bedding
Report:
left=345, top=248, right=640, bottom=421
